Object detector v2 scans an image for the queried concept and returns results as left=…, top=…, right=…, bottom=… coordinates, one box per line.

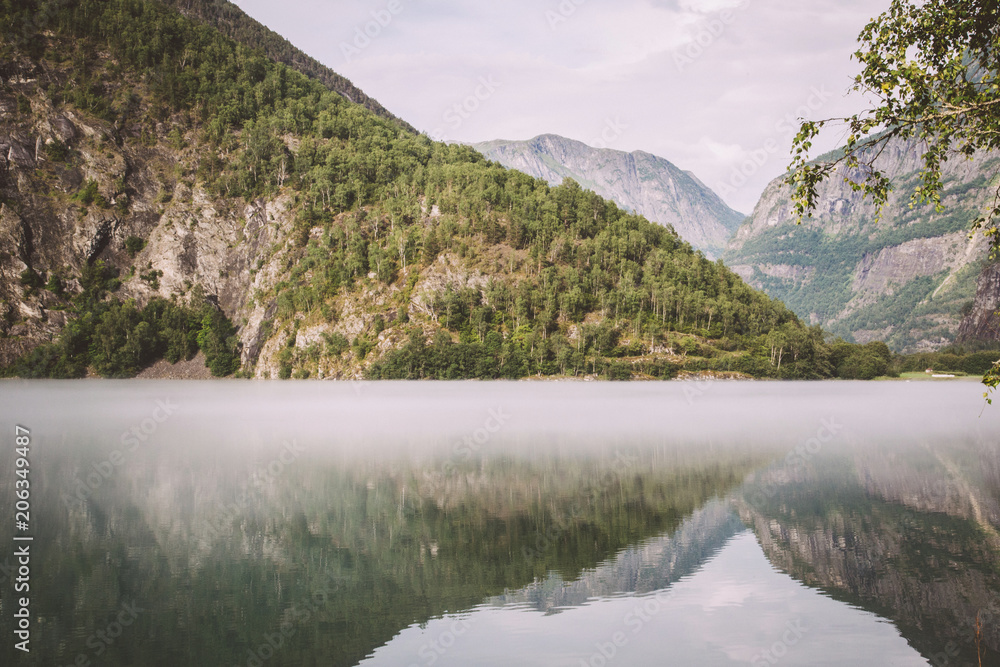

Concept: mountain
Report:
left=472, top=134, right=744, bottom=259
left=0, top=0, right=873, bottom=382
left=155, top=0, right=416, bottom=133
left=723, top=137, right=998, bottom=352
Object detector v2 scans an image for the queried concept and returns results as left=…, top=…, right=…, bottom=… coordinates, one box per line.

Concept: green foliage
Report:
left=139, top=269, right=163, bottom=290
left=322, top=331, right=350, bottom=356
left=124, top=235, right=146, bottom=257
left=789, top=0, right=1000, bottom=256
left=366, top=329, right=527, bottom=380
left=985, top=360, right=1000, bottom=404
left=197, top=307, right=241, bottom=376
left=155, top=0, right=414, bottom=130
left=19, top=267, right=43, bottom=291
left=73, top=180, right=101, bottom=207
left=895, top=346, right=1000, bottom=376
left=352, top=335, right=374, bottom=360
left=6, top=261, right=239, bottom=377
left=785, top=0, right=1000, bottom=391
left=836, top=341, right=893, bottom=380
left=44, top=139, right=70, bottom=161
left=45, top=271, right=64, bottom=296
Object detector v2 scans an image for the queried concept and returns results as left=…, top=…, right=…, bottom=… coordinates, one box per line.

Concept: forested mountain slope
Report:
left=473, top=134, right=745, bottom=259
left=155, top=0, right=415, bottom=132
left=0, top=0, right=881, bottom=380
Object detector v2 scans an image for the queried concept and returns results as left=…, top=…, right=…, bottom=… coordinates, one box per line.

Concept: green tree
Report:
left=197, top=307, right=240, bottom=377
left=787, top=0, right=1000, bottom=397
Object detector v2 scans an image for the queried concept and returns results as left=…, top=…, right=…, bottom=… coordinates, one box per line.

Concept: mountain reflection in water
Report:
left=0, top=380, right=997, bottom=666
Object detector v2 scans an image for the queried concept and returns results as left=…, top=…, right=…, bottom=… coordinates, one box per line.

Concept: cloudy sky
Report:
left=231, top=0, right=891, bottom=213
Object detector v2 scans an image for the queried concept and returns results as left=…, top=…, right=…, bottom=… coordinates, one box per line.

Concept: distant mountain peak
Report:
left=472, top=134, right=744, bottom=258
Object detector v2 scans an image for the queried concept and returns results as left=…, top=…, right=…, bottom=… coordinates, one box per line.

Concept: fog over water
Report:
left=4, top=379, right=992, bottom=456
left=0, top=380, right=997, bottom=666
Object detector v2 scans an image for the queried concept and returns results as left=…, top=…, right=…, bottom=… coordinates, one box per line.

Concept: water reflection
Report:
left=739, top=433, right=1000, bottom=666
left=361, top=530, right=927, bottom=667
left=0, top=381, right=997, bottom=666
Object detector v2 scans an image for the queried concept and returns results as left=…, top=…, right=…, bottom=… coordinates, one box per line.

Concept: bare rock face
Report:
left=0, top=64, right=287, bottom=367
left=724, top=136, right=997, bottom=352
left=957, top=262, right=1000, bottom=342
left=47, top=114, right=77, bottom=143
left=473, top=134, right=745, bottom=259
left=0, top=205, right=28, bottom=264
left=851, top=235, right=969, bottom=294
left=4, top=134, right=35, bottom=169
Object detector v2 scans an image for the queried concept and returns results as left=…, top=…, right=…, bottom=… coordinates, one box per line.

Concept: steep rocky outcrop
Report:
left=724, top=137, right=998, bottom=351
left=958, top=261, right=1000, bottom=342
left=473, top=134, right=745, bottom=258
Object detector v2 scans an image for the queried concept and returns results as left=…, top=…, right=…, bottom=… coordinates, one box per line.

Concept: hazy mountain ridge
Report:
left=473, top=134, right=745, bottom=258
left=723, top=136, right=999, bottom=352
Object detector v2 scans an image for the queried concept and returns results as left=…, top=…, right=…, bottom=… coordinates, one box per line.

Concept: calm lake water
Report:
left=1, top=380, right=998, bottom=666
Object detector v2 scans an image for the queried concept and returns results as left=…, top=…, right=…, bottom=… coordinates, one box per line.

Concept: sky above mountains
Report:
left=231, top=0, right=892, bottom=213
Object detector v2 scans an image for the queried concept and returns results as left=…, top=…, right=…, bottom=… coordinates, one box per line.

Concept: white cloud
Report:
left=697, top=137, right=746, bottom=164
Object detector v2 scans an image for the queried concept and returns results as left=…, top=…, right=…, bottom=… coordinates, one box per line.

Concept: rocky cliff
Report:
left=473, top=134, right=745, bottom=258
left=958, top=261, right=1000, bottom=343
left=724, top=137, right=998, bottom=352
left=0, top=57, right=280, bottom=370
